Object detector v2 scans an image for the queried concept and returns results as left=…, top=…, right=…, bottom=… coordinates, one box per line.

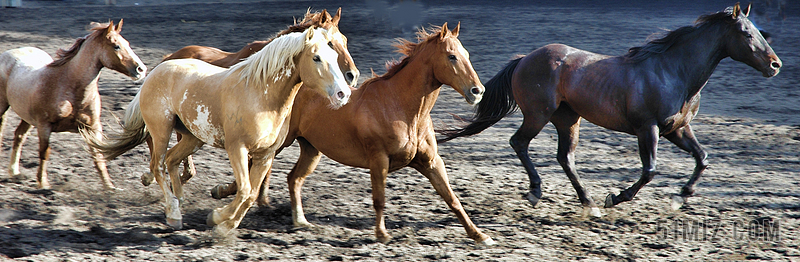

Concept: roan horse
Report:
left=212, top=23, right=495, bottom=245
left=82, top=27, right=351, bottom=236
left=0, top=20, right=146, bottom=190
left=439, top=3, right=781, bottom=215
left=147, top=8, right=360, bottom=186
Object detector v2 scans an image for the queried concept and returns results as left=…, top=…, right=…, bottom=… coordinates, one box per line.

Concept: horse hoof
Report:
left=525, top=191, right=541, bottom=207
left=166, top=218, right=182, bottom=229
left=293, top=220, right=314, bottom=229
left=206, top=211, right=220, bottom=226
left=140, top=172, right=154, bottom=186
left=670, top=195, right=686, bottom=211
left=376, top=234, right=392, bottom=244
left=585, top=206, right=603, bottom=218
left=604, top=194, right=617, bottom=208
left=210, top=185, right=224, bottom=200
left=477, top=234, right=496, bottom=246
left=211, top=224, right=234, bottom=239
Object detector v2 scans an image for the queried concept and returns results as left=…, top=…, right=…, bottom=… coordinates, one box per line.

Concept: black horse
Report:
left=440, top=3, right=781, bottom=215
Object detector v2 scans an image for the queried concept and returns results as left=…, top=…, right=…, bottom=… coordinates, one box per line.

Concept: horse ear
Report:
left=732, top=2, right=741, bottom=19
left=452, top=21, right=460, bottom=37
left=116, top=19, right=123, bottom=32
left=305, top=27, right=315, bottom=42
left=332, top=7, right=342, bottom=25
left=440, top=22, right=450, bottom=40
left=106, top=20, right=116, bottom=35
left=743, top=3, right=751, bottom=17
left=321, top=9, right=332, bottom=23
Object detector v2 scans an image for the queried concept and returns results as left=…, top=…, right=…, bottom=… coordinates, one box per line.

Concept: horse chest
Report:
left=661, top=96, right=701, bottom=134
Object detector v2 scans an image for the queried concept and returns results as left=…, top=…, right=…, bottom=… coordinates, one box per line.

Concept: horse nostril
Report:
left=345, top=72, right=355, bottom=83
left=470, top=87, right=482, bottom=95
left=137, top=66, right=145, bottom=73
left=771, top=61, right=781, bottom=69
left=336, top=91, right=346, bottom=100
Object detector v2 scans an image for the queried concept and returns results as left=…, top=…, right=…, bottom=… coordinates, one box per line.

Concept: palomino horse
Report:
left=150, top=8, right=360, bottom=186
left=0, top=20, right=146, bottom=190
left=212, top=23, right=494, bottom=244
left=162, top=8, right=359, bottom=86
left=82, top=27, right=351, bottom=236
left=439, top=4, right=781, bottom=215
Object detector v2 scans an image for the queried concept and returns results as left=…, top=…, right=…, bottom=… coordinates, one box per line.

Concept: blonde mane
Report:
left=231, top=27, right=331, bottom=89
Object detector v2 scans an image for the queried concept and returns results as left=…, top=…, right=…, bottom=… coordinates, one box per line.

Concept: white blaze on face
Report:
left=191, top=104, right=222, bottom=144
left=318, top=42, right=349, bottom=102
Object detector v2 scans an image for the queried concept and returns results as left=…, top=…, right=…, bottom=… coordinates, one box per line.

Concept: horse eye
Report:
left=448, top=54, right=457, bottom=61
left=114, top=45, right=121, bottom=50
left=328, top=41, right=334, bottom=49
left=313, top=55, right=321, bottom=62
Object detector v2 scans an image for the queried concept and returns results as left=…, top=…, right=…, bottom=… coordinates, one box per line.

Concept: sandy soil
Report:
left=0, top=0, right=798, bottom=261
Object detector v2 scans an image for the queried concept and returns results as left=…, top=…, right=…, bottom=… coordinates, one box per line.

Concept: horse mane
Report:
left=280, top=9, right=337, bottom=35
left=48, top=22, right=110, bottom=67
left=360, top=25, right=446, bottom=87
left=230, top=27, right=329, bottom=89
left=623, top=6, right=739, bottom=63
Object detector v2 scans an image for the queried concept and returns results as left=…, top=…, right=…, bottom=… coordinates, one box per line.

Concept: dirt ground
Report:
left=0, top=0, right=798, bottom=261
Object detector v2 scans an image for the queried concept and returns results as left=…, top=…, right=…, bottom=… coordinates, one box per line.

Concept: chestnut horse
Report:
left=162, top=8, right=359, bottom=86
left=439, top=4, right=781, bottom=215
left=152, top=8, right=360, bottom=185
left=212, top=23, right=494, bottom=245
left=0, top=20, right=146, bottom=190
left=81, top=27, right=351, bottom=236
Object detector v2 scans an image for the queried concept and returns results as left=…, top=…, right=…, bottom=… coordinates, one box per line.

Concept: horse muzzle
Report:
left=327, top=84, right=351, bottom=109
left=129, top=64, right=147, bottom=81
left=762, top=56, right=781, bottom=78
left=464, top=85, right=484, bottom=105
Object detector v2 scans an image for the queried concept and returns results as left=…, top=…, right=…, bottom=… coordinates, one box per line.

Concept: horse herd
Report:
left=0, top=3, right=781, bottom=245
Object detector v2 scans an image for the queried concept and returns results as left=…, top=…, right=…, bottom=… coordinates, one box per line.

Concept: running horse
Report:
left=82, top=27, right=351, bottom=236
left=212, top=23, right=495, bottom=244
left=440, top=3, right=781, bottom=215
left=0, top=20, right=146, bottom=190
left=150, top=8, right=359, bottom=186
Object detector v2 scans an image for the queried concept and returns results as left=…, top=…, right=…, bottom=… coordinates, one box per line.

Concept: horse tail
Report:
left=80, top=91, right=149, bottom=160
left=438, top=57, right=522, bottom=143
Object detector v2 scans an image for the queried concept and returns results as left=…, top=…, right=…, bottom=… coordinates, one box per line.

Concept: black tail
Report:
left=438, top=57, right=522, bottom=143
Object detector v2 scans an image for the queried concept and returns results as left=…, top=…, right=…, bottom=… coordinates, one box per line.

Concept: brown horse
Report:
left=162, top=8, right=359, bottom=86
left=83, top=27, right=350, bottom=236
left=212, top=23, right=494, bottom=245
left=439, top=4, right=781, bottom=214
left=151, top=8, right=360, bottom=186
left=0, top=20, right=146, bottom=190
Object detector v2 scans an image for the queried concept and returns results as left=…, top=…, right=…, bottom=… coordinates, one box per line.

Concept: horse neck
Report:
left=49, top=40, right=104, bottom=99
left=656, top=25, right=728, bottom=96
left=367, top=55, right=442, bottom=120
left=251, top=67, right=303, bottom=114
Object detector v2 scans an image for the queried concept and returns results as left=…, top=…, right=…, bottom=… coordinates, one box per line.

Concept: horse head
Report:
left=429, top=22, right=484, bottom=105
left=93, top=20, right=147, bottom=80
left=724, top=3, right=781, bottom=77
left=296, top=27, right=351, bottom=109
left=313, top=8, right=360, bottom=86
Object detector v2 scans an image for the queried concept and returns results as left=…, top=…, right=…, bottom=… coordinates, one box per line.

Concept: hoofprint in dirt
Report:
left=0, top=0, right=798, bottom=261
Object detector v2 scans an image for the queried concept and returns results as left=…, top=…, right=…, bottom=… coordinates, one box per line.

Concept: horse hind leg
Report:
left=663, top=125, right=708, bottom=210
left=164, top=133, right=204, bottom=204
left=510, top=103, right=555, bottom=207
left=550, top=107, right=601, bottom=217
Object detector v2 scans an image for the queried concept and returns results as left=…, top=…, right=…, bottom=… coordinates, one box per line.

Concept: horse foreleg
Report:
left=368, top=155, right=391, bottom=243
left=605, top=124, right=660, bottom=208
left=207, top=146, right=253, bottom=237
left=35, top=125, right=52, bottom=189
left=551, top=109, right=601, bottom=217
left=140, top=135, right=155, bottom=186
left=287, top=137, right=322, bottom=227
left=8, top=121, right=31, bottom=178
left=411, top=152, right=495, bottom=245
left=664, top=124, right=708, bottom=210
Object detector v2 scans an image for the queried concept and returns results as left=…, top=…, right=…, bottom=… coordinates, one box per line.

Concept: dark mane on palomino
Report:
left=48, top=22, right=110, bottom=67
left=361, top=25, right=445, bottom=87
left=246, top=10, right=336, bottom=47
left=623, top=7, right=739, bottom=63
